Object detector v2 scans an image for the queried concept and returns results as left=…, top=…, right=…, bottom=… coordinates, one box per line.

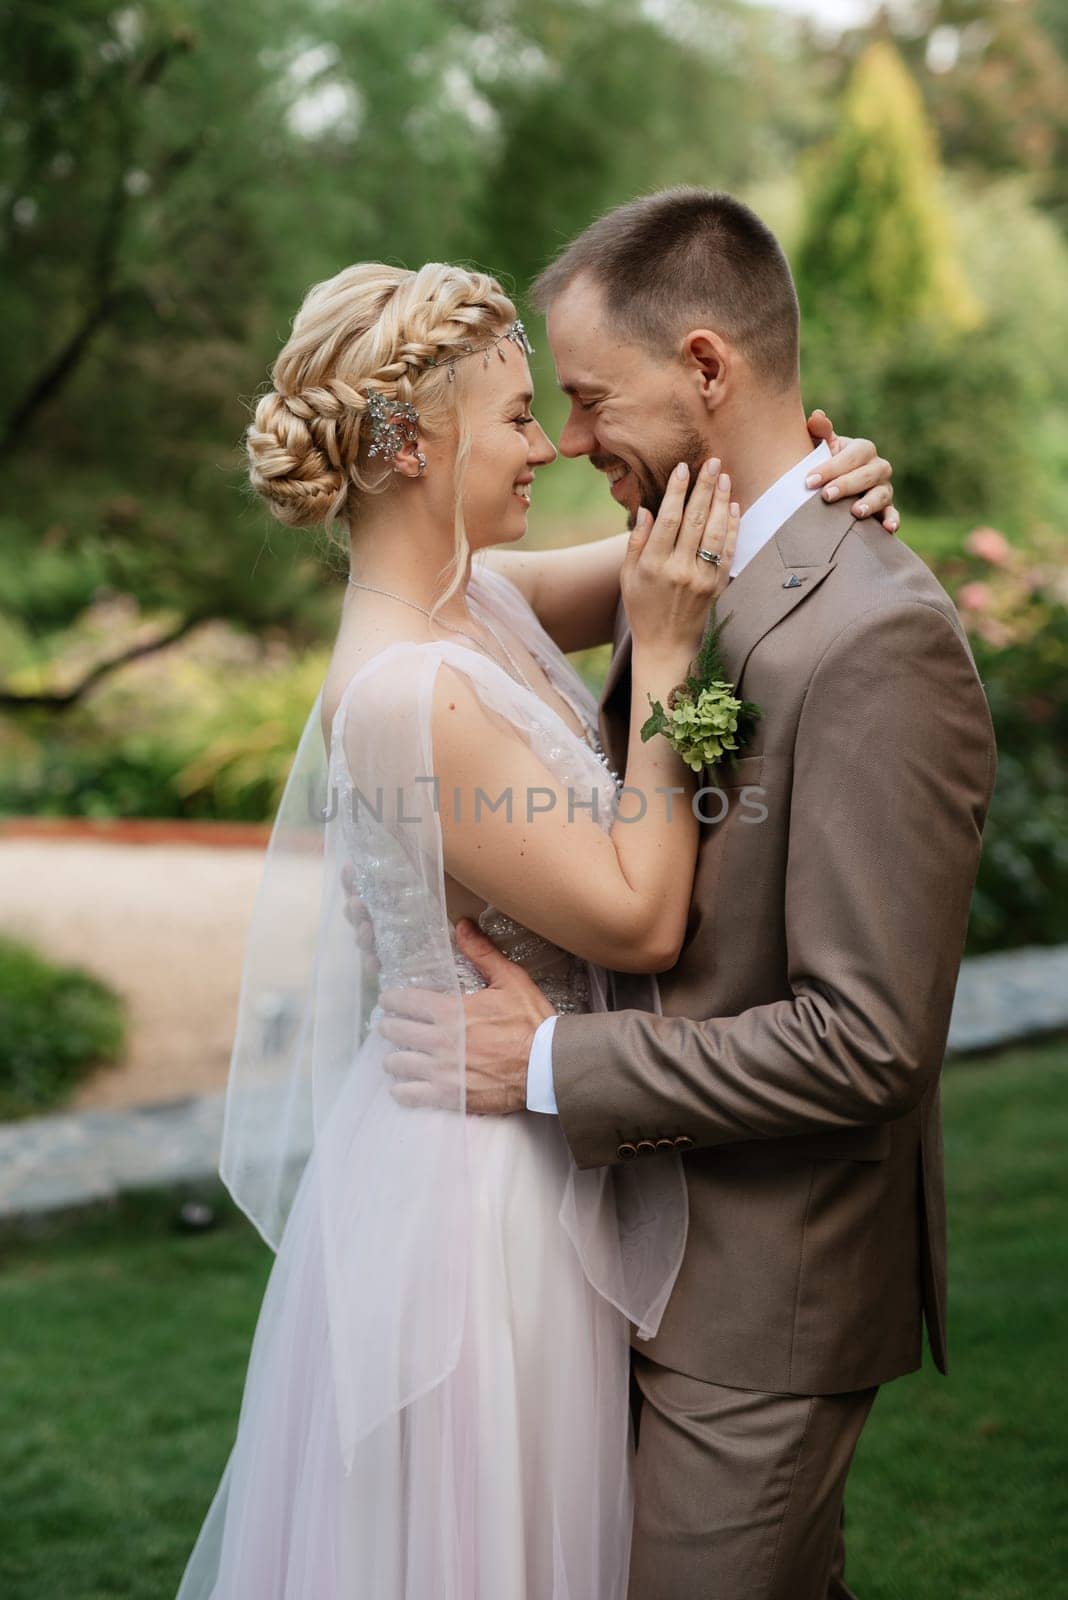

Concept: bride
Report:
left=174, top=261, right=896, bottom=1598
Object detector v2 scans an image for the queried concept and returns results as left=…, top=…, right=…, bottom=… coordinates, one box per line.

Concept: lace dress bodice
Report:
left=444, top=619, right=620, bottom=1015
left=341, top=726, right=617, bottom=1018
left=453, top=905, right=593, bottom=1015
left=334, top=622, right=622, bottom=1020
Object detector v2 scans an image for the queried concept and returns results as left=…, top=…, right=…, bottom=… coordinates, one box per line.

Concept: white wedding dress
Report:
left=174, top=566, right=687, bottom=1599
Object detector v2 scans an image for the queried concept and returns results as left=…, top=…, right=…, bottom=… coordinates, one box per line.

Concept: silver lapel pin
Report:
left=783, top=573, right=805, bottom=589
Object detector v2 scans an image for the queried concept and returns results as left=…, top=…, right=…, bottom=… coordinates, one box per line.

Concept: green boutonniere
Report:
left=640, top=608, right=761, bottom=773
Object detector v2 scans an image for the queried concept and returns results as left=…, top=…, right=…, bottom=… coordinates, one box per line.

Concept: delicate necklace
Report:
left=346, top=576, right=622, bottom=786
left=346, top=578, right=533, bottom=691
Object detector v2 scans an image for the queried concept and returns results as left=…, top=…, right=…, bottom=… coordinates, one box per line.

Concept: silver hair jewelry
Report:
left=424, top=319, right=534, bottom=384
left=365, top=391, right=421, bottom=464
left=698, top=548, right=722, bottom=565
left=362, top=318, right=533, bottom=462
left=346, top=579, right=533, bottom=691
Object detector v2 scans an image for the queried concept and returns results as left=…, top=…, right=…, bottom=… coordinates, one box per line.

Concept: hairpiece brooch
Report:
left=362, top=320, right=535, bottom=467
left=365, top=390, right=421, bottom=464
left=425, top=318, right=534, bottom=383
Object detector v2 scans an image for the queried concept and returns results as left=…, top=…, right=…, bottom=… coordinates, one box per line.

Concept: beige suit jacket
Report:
left=551, top=496, right=997, bottom=1394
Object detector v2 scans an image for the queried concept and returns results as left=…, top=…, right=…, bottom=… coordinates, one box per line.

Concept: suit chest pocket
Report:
left=717, top=754, right=765, bottom=789
left=696, top=755, right=767, bottom=827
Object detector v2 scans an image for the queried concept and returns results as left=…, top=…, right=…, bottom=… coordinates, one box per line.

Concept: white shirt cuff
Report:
left=525, top=1015, right=559, bottom=1114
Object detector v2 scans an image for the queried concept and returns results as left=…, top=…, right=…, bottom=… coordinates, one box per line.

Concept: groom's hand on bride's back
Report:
left=806, top=409, right=899, bottom=535
left=377, top=919, right=554, bottom=1117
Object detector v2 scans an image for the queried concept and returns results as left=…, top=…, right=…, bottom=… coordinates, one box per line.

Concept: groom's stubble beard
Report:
left=622, top=407, right=709, bottom=530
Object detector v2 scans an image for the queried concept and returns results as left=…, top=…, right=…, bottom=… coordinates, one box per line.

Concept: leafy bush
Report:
left=0, top=935, right=126, bottom=1119
left=0, top=614, right=331, bottom=821
left=801, top=315, right=1039, bottom=524
left=946, top=529, right=1068, bottom=953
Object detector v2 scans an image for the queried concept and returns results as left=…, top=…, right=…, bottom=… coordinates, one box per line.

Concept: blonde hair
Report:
left=246, top=261, right=517, bottom=606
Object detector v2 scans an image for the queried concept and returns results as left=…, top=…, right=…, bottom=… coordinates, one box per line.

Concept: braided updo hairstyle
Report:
left=246, top=262, right=519, bottom=594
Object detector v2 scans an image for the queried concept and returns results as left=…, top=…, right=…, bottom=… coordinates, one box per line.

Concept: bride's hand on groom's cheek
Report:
left=377, top=919, right=554, bottom=1116
left=806, top=409, right=899, bottom=535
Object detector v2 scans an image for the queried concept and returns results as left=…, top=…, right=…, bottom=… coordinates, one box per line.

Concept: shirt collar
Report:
left=729, top=439, right=833, bottom=579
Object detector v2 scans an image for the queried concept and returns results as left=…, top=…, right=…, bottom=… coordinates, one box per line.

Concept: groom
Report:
left=397, top=189, right=997, bottom=1596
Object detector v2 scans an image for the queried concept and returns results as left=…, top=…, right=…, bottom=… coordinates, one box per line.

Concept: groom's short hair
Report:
left=531, top=187, right=800, bottom=391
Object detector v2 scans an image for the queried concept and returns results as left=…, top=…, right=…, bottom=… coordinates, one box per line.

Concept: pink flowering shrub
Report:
left=950, top=527, right=1068, bottom=952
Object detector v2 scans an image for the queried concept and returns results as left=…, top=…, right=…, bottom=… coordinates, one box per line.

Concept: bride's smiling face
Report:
left=457, top=337, right=557, bottom=550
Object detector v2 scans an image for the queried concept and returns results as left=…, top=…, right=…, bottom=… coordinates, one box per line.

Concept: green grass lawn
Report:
left=1, top=1040, right=1065, bottom=1599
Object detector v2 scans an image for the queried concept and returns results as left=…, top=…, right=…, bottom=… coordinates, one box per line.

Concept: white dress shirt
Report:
left=525, top=439, right=833, bottom=1114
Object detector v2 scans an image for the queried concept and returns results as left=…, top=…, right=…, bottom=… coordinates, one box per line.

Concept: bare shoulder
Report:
left=322, top=631, right=442, bottom=750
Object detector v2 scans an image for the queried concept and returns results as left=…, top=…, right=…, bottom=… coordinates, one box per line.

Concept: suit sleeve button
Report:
left=617, top=1143, right=639, bottom=1161
left=654, top=1138, right=675, bottom=1152
left=674, top=1135, right=695, bottom=1151
left=636, top=1140, right=657, bottom=1157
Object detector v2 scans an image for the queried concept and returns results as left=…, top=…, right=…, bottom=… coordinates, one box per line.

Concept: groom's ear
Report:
left=682, top=329, right=732, bottom=414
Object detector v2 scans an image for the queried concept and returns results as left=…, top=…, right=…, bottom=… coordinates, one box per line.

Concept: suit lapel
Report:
left=599, top=497, right=857, bottom=771
left=715, top=496, right=855, bottom=691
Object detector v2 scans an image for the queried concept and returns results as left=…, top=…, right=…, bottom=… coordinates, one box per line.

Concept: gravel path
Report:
left=0, top=839, right=265, bottom=1111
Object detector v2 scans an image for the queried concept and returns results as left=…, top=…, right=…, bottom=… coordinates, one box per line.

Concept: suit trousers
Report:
left=627, top=1351, right=879, bottom=1600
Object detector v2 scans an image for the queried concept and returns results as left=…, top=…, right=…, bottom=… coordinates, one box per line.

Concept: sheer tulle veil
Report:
left=180, top=564, right=688, bottom=1593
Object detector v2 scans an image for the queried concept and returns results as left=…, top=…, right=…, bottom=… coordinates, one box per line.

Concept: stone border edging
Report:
left=943, top=944, right=1068, bottom=1055
left=2, top=944, right=1066, bottom=1235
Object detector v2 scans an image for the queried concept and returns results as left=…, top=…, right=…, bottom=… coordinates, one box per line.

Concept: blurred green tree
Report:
left=793, top=39, right=1039, bottom=520
left=892, top=0, right=1068, bottom=224
left=795, top=39, right=979, bottom=337
left=1, top=0, right=345, bottom=714
left=472, top=0, right=778, bottom=289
